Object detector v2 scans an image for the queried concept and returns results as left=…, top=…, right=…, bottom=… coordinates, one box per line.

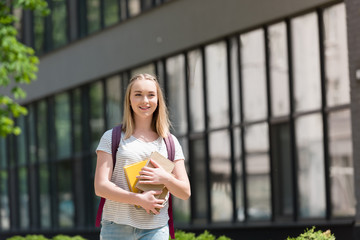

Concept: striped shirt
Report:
left=96, top=129, right=185, bottom=229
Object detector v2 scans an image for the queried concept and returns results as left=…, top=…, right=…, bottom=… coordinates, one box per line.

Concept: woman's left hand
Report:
left=137, top=159, right=171, bottom=185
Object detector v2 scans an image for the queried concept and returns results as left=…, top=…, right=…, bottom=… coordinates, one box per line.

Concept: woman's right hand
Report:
left=137, top=190, right=165, bottom=215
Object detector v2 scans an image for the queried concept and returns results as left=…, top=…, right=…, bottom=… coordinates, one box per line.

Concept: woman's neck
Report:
left=133, top=115, right=153, bottom=131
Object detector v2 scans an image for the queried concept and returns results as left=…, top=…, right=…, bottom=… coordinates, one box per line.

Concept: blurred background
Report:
left=1, top=0, right=359, bottom=239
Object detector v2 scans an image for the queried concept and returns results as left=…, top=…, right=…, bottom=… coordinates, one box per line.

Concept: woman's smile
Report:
left=130, top=79, right=158, bottom=118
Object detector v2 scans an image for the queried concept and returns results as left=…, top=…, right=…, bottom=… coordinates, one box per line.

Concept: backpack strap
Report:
left=164, top=133, right=175, bottom=239
left=95, top=124, right=122, bottom=227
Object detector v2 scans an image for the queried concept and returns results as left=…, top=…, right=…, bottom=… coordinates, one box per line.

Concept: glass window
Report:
left=0, top=137, right=6, bottom=168
left=328, top=110, right=355, bottom=217
left=8, top=135, right=15, bottom=168
left=205, top=41, right=229, bottom=129
left=233, top=127, right=244, bottom=221
left=245, top=123, right=271, bottom=220
left=190, top=137, right=207, bottom=224
left=51, top=0, right=68, bottom=49
left=324, top=3, right=350, bottom=107
left=27, top=104, right=37, bottom=164
left=128, top=0, right=141, bottom=17
left=209, top=130, right=232, bottom=222
left=172, top=137, right=190, bottom=223
left=156, top=60, right=166, bottom=89
left=33, top=10, right=45, bottom=54
left=16, top=116, right=27, bottom=165
left=58, top=161, right=75, bottom=227
left=87, top=0, right=101, bottom=34
left=39, top=163, right=51, bottom=228
left=106, top=75, right=123, bottom=128
left=0, top=170, right=9, bottom=229
left=90, top=81, right=105, bottom=165
left=166, top=54, right=187, bottom=135
left=230, top=37, right=241, bottom=124
left=141, top=0, right=153, bottom=10
left=119, top=0, right=128, bottom=20
left=296, top=114, right=325, bottom=218
left=104, top=0, right=119, bottom=27
left=13, top=8, right=23, bottom=41
left=269, top=22, right=290, bottom=117
left=241, top=30, right=267, bottom=122
left=73, top=89, right=82, bottom=154
left=55, top=93, right=72, bottom=160
left=270, top=123, right=293, bottom=219
left=19, top=167, right=29, bottom=229
left=187, top=49, right=205, bottom=132
left=37, top=101, right=48, bottom=163
left=131, top=64, right=156, bottom=77
left=292, top=13, right=321, bottom=112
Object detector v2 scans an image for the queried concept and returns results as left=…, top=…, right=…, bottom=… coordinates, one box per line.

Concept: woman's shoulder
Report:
left=101, top=129, right=113, bottom=141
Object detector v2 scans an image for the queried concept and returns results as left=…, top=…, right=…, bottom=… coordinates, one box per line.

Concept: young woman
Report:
left=94, top=73, right=191, bottom=240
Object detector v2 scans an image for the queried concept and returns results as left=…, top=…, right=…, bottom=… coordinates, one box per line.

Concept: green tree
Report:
left=0, top=0, right=49, bottom=137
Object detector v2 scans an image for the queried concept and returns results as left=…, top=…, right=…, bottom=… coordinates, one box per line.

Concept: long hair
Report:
left=122, top=73, right=171, bottom=139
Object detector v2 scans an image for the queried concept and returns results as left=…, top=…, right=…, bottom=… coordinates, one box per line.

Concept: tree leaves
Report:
left=0, top=0, right=49, bottom=137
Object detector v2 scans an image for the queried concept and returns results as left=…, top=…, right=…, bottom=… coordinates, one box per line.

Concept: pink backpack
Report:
left=95, top=124, right=176, bottom=239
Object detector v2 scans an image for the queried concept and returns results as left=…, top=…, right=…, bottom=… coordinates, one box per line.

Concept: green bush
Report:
left=172, top=230, right=231, bottom=240
left=287, top=227, right=335, bottom=240
left=6, top=235, right=87, bottom=240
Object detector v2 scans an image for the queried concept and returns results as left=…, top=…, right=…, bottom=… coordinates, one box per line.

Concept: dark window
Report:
left=87, top=0, right=101, bottom=34
left=271, top=123, right=293, bottom=219
left=106, top=75, right=123, bottom=128
left=57, top=160, right=75, bottom=227
left=51, top=0, right=68, bottom=49
left=104, top=0, right=119, bottom=27
left=190, top=137, right=208, bottom=224
left=55, top=93, right=72, bottom=160
left=33, top=11, right=45, bottom=54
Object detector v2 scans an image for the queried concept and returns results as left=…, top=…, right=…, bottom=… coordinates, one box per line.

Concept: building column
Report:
left=345, top=0, right=360, bottom=238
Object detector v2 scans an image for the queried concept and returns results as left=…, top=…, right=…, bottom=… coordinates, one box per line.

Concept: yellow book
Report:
left=123, top=160, right=148, bottom=193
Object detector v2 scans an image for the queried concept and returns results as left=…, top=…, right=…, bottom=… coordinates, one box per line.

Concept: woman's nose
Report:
left=142, top=96, right=149, bottom=103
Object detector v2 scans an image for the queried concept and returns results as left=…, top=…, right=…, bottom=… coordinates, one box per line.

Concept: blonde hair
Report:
left=122, top=73, right=171, bottom=139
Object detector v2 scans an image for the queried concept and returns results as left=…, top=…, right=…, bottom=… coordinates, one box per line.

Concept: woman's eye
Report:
left=135, top=94, right=141, bottom=96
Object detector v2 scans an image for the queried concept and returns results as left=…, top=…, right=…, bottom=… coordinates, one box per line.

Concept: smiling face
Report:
left=129, top=78, right=158, bottom=120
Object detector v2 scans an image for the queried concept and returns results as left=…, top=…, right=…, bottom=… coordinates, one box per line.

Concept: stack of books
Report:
left=123, top=151, right=175, bottom=211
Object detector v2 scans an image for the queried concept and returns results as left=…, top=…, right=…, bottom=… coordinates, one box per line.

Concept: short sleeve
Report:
left=96, top=129, right=112, bottom=155
left=171, top=134, right=185, bottom=161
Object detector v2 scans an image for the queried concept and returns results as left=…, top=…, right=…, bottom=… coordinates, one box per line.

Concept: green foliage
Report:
left=287, top=227, right=335, bottom=240
left=6, top=234, right=87, bottom=240
left=0, top=0, right=49, bottom=137
left=171, top=230, right=231, bottom=240
left=174, top=230, right=197, bottom=240
left=52, top=235, right=87, bottom=240
left=197, top=231, right=216, bottom=240
left=6, top=235, right=48, bottom=240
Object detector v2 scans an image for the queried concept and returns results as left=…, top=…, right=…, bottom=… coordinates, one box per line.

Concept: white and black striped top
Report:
left=96, top=129, right=185, bottom=229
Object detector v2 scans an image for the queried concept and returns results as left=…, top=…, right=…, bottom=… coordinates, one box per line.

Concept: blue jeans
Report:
left=100, top=220, right=169, bottom=240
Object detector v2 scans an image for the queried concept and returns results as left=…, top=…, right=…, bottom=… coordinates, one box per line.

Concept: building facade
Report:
left=1, top=0, right=360, bottom=239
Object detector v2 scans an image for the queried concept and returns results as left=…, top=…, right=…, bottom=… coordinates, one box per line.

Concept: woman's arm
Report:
left=138, top=159, right=191, bottom=200
left=94, top=150, right=165, bottom=214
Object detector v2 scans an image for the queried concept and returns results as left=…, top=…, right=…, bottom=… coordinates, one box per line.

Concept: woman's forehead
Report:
left=131, top=79, right=157, bottom=91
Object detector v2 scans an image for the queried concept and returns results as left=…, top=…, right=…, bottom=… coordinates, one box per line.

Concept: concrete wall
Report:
left=7, top=0, right=337, bottom=103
